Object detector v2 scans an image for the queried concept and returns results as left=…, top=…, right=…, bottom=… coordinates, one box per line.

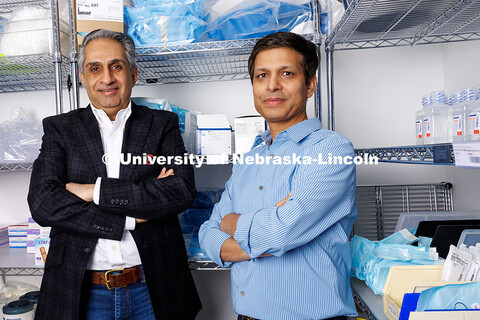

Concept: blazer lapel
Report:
left=72, top=105, right=108, bottom=178
left=120, top=103, right=153, bottom=180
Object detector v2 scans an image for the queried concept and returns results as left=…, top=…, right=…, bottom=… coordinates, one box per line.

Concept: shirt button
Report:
left=112, top=246, right=117, bottom=250
left=240, top=291, right=245, bottom=296
left=259, top=185, right=263, bottom=190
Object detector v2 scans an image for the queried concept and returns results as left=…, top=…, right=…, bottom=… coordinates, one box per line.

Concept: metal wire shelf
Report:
left=326, top=0, right=480, bottom=51
left=135, top=38, right=275, bottom=85
left=132, top=0, right=320, bottom=85
left=188, top=260, right=223, bottom=271
left=0, top=162, right=34, bottom=172
left=354, top=144, right=455, bottom=164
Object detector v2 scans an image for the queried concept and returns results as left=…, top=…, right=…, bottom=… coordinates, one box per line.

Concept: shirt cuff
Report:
left=93, top=177, right=101, bottom=205
left=125, top=217, right=136, bottom=231
left=199, top=225, right=233, bottom=268
left=234, top=208, right=275, bottom=258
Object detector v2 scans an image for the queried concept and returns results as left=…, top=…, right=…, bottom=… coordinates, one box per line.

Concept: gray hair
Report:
left=78, top=29, right=136, bottom=74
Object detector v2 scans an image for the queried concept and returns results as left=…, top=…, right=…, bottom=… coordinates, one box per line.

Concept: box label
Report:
left=77, top=0, right=123, bottom=22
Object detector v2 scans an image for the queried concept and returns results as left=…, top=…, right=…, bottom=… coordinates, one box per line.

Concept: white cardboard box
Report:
left=196, top=114, right=231, bottom=155
left=234, top=115, right=266, bottom=154
left=35, top=238, right=50, bottom=266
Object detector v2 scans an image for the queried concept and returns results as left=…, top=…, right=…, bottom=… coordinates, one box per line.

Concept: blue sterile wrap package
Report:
left=130, top=0, right=210, bottom=20
left=125, top=2, right=207, bottom=46
left=179, top=189, right=224, bottom=259
left=416, top=282, right=480, bottom=311
left=199, top=0, right=313, bottom=41
left=351, top=230, right=441, bottom=295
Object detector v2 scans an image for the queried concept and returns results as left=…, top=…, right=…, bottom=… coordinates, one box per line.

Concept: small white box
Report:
left=196, top=114, right=231, bottom=155
left=35, top=238, right=50, bottom=266
left=9, top=236, right=27, bottom=248
left=234, top=116, right=266, bottom=154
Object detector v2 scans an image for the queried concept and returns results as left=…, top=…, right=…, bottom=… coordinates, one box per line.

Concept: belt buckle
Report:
left=104, top=268, right=125, bottom=290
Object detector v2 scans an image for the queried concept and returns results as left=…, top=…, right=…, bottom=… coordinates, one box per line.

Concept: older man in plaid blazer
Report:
left=27, top=29, right=201, bottom=320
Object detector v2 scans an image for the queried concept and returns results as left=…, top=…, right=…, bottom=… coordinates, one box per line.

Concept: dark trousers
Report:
left=237, top=315, right=349, bottom=320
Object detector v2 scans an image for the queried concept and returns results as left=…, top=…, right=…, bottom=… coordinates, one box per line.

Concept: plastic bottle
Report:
left=467, top=87, right=480, bottom=141
left=449, top=92, right=463, bottom=142
left=416, top=95, right=430, bottom=144
left=445, top=95, right=454, bottom=142
left=452, top=88, right=475, bottom=142
left=425, top=91, right=448, bottom=144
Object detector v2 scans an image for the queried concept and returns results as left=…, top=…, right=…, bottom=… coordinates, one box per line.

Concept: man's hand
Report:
left=65, top=183, right=95, bottom=202
left=276, top=192, right=291, bottom=207
left=157, top=167, right=174, bottom=179
left=220, top=213, right=240, bottom=237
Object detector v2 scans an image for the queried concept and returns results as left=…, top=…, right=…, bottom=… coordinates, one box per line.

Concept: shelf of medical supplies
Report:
left=354, top=143, right=455, bottom=164
left=0, top=245, right=44, bottom=276
left=325, top=0, right=480, bottom=51
left=132, top=0, right=320, bottom=86
left=0, top=249, right=221, bottom=276
left=0, top=162, right=34, bottom=172
left=0, top=54, right=70, bottom=92
left=351, top=277, right=388, bottom=320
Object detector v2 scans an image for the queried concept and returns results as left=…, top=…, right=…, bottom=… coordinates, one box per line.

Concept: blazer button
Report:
left=84, top=247, right=91, bottom=253
left=115, top=199, right=120, bottom=204
left=100, top=226, right=105, bottom=231
left=111, top=199, right=115, bottom=205
left=119, top=199, right=124, bottom=205
left=108, top=228, right=113, bottom=232
left=124, top=200, right=129, bottom=205
left=94, top=224, right=100, bottom=230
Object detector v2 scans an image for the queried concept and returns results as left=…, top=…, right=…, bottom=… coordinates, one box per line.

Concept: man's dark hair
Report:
left=248, top=32, right=319, bottom=85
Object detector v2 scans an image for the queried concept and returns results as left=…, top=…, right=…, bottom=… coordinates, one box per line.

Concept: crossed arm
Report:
left=216, top=194, right=290, bottom=262
left=65, top=167, right=174, bottom=224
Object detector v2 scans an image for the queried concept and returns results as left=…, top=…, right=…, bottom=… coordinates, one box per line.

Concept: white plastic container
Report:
left=424, top=91, right=448, bottom=144
left=467, top=87, right=480, bottom=141
left=452, top=88, right=476, bottom=142
left=2, top=300, right=34, bottom=320
left=415, top=95, right=430, bottom=144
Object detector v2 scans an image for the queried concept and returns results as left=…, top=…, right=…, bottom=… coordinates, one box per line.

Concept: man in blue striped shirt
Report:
left=199, top=32, right=358, bottom=320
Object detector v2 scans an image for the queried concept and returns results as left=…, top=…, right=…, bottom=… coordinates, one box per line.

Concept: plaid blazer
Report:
left=28, top=103, right=201, bottom=320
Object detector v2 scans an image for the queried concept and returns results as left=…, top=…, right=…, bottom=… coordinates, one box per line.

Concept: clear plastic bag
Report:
left=124, top=2, right=207, bottom=46
left=198, top=0, right=313, bottom=41
left=0, top=1, right=69, bottom=56
left=416, top=282, right=480, bottom=311
left=0, top=106, right=42, bottom=162
left=0, top=280, right=39, bottom=305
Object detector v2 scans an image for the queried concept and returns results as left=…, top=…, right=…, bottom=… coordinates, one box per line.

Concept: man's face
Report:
left=79, top=38, right=137, bottom=114
left=252, top=47, right=316, bottom=128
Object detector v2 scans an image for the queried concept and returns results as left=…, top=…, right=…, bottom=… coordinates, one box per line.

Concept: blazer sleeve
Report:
left=27, top=116, right=126, bottom=241
left=97, top=112, right=196, bottom=220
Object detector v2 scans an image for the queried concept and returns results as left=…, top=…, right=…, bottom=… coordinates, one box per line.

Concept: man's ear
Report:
left=306, top=75, right=317, bottom=98
left=78, top=70, right=85, bottom=85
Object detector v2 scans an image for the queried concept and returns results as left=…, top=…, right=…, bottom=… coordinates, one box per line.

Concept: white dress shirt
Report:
left=87, top=102, right=142, bottom=270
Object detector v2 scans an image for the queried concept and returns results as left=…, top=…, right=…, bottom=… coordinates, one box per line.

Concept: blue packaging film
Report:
left=198, top=0, right=313, bottom=41
left=179, top=189, right=224, bottom=259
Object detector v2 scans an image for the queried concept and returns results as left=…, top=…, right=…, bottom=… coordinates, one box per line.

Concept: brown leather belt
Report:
left=87, top=266, right=142, bottom=290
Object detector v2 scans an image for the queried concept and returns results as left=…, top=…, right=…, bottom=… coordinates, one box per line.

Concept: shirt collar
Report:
left=252, top=118, right=322, bottom=148
left=90, top=101, right=132, bottom=129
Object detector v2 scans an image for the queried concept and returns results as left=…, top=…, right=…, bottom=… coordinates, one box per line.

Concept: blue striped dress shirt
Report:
left=199, top=118, right=358, bottom=320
